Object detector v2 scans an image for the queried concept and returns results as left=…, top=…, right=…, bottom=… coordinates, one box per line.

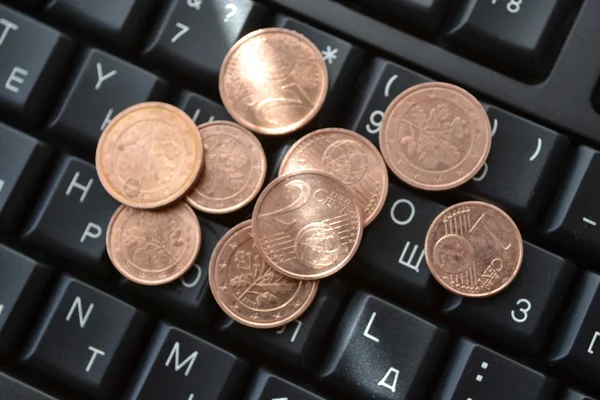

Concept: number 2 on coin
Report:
left=259, top=180, right=311, bottom=230
left=255, top=83, right=313, bottom=124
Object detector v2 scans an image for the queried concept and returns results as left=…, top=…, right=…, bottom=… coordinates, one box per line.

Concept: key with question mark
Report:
left=224, top=3, right=238, bottom=22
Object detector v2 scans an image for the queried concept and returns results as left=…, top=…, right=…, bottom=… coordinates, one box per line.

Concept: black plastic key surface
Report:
left=459, top=106, right=569, bottom=226
left=0, top=244, right=51, bottom=357
left=319, top=291, right=448, bottom=400
left=22, top=275, right=148, bottom=400
left=353, top=182, right=442, bottom=305
left=144, top=0, right=267, bottom=86
left=435, top=338, right=556, bottom=399
left=120, top=216, right=227, bottom=324
left=550, top=271, right=600, bottom=388
left=126, top=323, right=249, bottom=400
left=446, top=0, right=572, bottom=76
left=247, top=369, right=326, bottom=400
left=220, top=278, right=344, bottom=369
left=345, top=58, right=430, bottom=146
left=0, top=4, right=73, bottom=122
left=543, top=146, right=600, bottom=261
left=0, top=122, right=52, bottom=233
left=274, top=15, right=363, bottom=127
left=442, top=241, right=575, bottom=354
left=353, top=0, right=449, bottom=32
left=45, top=0, right=158, bottom=48
left=49, top=48, right=168, bottom=149
left=22, top=156, right=119, bottom=274
left=563, top=388, right=598, bottom=400
left=0, top=371, right=58, bottom=400
left=177, top=90, right=231, bottom=124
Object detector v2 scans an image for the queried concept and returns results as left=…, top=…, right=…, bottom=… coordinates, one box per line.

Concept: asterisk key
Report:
left=321, top=45, right=339, bottom=65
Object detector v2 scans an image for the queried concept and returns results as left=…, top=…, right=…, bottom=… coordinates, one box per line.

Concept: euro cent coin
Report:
left=185, top=121, right=267, bottom=214
left=209, top=220, right=318, bottom=329
left=252, top=170, right=363, bottom=280
left=219, top=28, right=328, bottom=136
left=96, top=102, right=203, bottom=209
left=379, top=82, right=491, bottom=191
left=424, top=201, right=523, bottom=297
left=107, top=202, right=202, bottom=286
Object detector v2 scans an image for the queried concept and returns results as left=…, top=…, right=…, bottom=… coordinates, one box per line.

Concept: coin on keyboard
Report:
left=96, top=102, right=203, bottom=209
left=424, top=201, right=523, bottom=297
left=185, top=121, right=267, bottom=214
left=107, top=202, right=202, bottom=285
left=379, top=82, right=491, bottom=191
left=219, top=28, right=328, bottom=136
left=252, top=170, right=363, bottom=280
left=278, top=128, right=388, bottom=226
left=209, top=220, right=318, bottom=329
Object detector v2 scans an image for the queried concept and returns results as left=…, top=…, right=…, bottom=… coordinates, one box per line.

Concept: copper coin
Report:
left=209, top=220, right=318, bottom=329
left=219, top=28, right=328, bottom=136
left=379, top=82, right=491, bottom=191
left=96, top=102, right=203, bottom=209
left=252, top=170, right=363, bottom=280
left=107, top=202, right=201, bottom=286
left=185, top=121, right=267, bottom=214
left=279, top=128, right=388, bottom=226
left=425, top=201, right=523, bottom=297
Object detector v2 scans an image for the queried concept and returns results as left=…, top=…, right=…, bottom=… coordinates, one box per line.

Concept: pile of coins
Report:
left=98, top=26, right=524, bottom=330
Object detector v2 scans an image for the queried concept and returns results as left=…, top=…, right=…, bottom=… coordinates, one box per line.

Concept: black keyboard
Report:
left=1, top=0, right=599, bottom=399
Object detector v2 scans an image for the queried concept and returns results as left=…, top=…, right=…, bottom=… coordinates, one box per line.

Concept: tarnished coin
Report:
left=219, top=28, right=328, bottom=136
left=279, top=128, right=388, bottom=226
left=425, top=201, right=523, bottom=297
left=252, top=170, right=363, bottom=280
left=107, top=202, right=201, bottom=286
left=209, top=220, right=318, bottom=329
left=379, top=82, right=491, bottom=191
left=185, top=121, right=267, bottom=214
left=96, top=102, right=203, bottom=209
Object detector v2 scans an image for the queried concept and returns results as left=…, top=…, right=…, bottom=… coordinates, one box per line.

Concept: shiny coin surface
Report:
left=379, top=82, right=491, bottom=191
left=425, top=201, right=523, bottom=297
left=252, top=170, right=363, bottom=280
left=209, top=220, right=318, bottom=329
left=279, top=127, right=388, bottom=226
left=186, top=121, right=267, bottom=214
left=219, top=28, right=328, bottom=136
left=96, top=102, right=203, bottom=209
left=107, top=202, right=201, bottom=286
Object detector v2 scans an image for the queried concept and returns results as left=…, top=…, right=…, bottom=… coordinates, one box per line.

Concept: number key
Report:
left=442, top=241, right=575, bottom=353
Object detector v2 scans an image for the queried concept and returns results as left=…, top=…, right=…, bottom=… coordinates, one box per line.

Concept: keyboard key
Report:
left=177, top=90, right=231, bottom=124
left=274, top=15, right=364, bottom=127
left=353, top=182, right=442, bottom=305
left=247, top=369, right=326, bottom=400
left=345, top=58, right=430, bottom=146
left=319, top=291, right=448, bottom=399
left=22, top=275, right=148, bottom=400
left=460, top=106, right=569, bottom=226
left=550, top=271, right=600, bottom=388
left=0, top=123, right=52, bottom=233
left=563, top=388, right=598, bottom=400
left=543, top=146, right=600, bottom=261
left=0, top=5, right=73, bottom=122
left=442, top=241, right=575, bottom=353
left=22, top=156, right=119, bottom=274
left=0, top=245, right=51, bottom=357
left=446, top=0, right=572, bottom=76
left=144, top=0, right=267, bottom=85
left=49, top=48, right=168, bottom=149
left=126, top=323, right=249, bottom=400
left=434, top=338, right=556, bottom=399
left=0, top=371, right=58, bottom=400
left=219, top=278, right=345, bottom=369
left=353, top=0, right=450, bottom=31
left=45, top=0, right=158, bottom=48
left=120, top=216, right=227, bottom=324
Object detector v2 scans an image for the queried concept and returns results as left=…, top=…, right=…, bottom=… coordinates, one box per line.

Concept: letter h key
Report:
left=22, top=276, right=148, bottom=400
